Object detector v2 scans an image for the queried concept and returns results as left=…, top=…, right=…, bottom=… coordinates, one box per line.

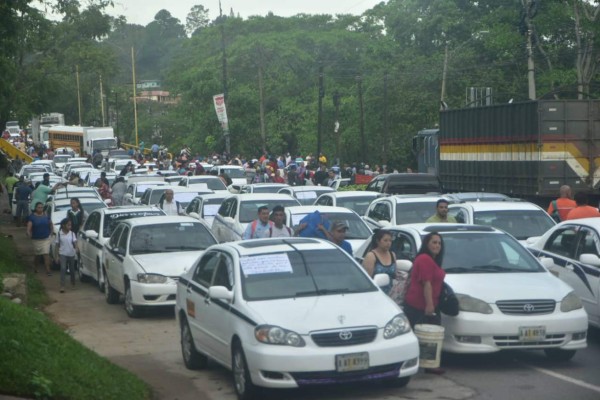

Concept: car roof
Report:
left=192, top=193, right=229, bottom=201
left=318, top=191, right=380, bottom=199
left=93, top=205, right=163, bottom=215
left=52, top=197, right=105, bottom=206
left=219, top=237, right=337, bottom=256
left=130, top=181, right=167, bottom=186
left=553, top=217, right=600, bottom=229
left=285, top=205, right=358, bottom=214
left=280, top=186, right=334, bottom=192
left=450, top=201, right=543, bottom=211
left=121, top=215, right=203, bottom=227
left=169, top=186, right=214, bottom=193
left=385, top=223, right=500, bottom=235
left=227, top=193, right=298, bottom=201
left=376, top=195, right=444, bottom=204
left=244, top=183, right=288, bottom=188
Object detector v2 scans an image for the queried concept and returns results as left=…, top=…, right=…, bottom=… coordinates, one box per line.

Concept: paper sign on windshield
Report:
left=295, top=191, right=317, bottom=200
left=240, top=253, right=293, bottom=276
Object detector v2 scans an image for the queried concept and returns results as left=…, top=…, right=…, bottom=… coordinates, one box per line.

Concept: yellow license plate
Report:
left=336, top=352, right=369, bottom=372
left=519, top=326, right=546, bottom=341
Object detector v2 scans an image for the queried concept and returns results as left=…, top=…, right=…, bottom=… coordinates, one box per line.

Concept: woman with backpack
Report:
left=67, top=198, right=86, bottom=234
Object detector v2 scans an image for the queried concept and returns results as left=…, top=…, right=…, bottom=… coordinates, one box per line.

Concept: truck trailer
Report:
left=414, top=100, right=600, bottom=201
left=48, top=125, right=116, bottom=157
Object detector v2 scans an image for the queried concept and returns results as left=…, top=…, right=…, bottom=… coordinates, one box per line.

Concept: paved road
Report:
left=1, top=186, right=600, bottom=400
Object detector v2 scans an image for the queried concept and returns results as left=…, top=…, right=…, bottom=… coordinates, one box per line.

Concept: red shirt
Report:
left=547, top=198, right=576, bottom=221
left=566, top=205, right=600, bottom=220
left=404, top=253, right=446, bottom=311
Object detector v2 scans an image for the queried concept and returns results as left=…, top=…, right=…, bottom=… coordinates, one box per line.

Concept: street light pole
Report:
left=131, top=46, right=139, bottom=147
left=76, top=65, right=82, bottom=125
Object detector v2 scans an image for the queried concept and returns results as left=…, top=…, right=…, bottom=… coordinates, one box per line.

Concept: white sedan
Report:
left=102, top=216, right=218, bottom=318
left=175, top=238, right=419, bottom=398
left=528, top=218, right=600, bottom=328
left=355, top=223, right=588, bottom=361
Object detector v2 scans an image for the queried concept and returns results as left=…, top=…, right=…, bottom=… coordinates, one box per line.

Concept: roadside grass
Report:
left=0, top=236, right=49, bottom=308
left=0, top=237, right=152, bottom=399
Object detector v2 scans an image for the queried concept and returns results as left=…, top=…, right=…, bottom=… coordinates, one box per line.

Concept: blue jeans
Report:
left=16, top=200, right=29, bottom=222
left=59, top=255, right=76, bottom=287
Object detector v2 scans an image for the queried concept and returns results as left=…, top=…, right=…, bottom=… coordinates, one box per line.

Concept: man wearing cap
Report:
left=320, top=221, right=353, bottom=255
left=426, top=199, right=457, bottom=223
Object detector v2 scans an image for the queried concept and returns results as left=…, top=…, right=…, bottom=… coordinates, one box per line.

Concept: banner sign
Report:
left=213, top=93, right=229, bottom=131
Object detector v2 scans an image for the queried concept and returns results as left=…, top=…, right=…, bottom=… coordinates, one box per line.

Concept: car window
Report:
left=396, top=202, right=436, bottom=224
left=448, top=207, right=468, bottom=224
left=85, top=212, right=100, bottom=233
left=316, top=196, right=330, bottom=206
left=241, top=249, right=377, bottom=301
left=391, top=232, right=417, bottom=261
left=129, top=222, right=217, bottom=255
left=474, top=210, right=555, bottom=240
left=218, top=198, right=234, bottom=217
left=336, top=197, right=374, bottom=216
left=193, top=252, right=220, bottom=287
left=441, top=232, right=544, bottom=273
left=212, top=256, right=234, bottom=290
left=575, top=228, right=600, bottom=259
left=109, top=225, right=124, bottom=248
left=117, top=226, right=130, bottom=252
left=543, top=227, right=578, bottom=258
left=103, top=210, right=164, bottom=237
left=371, top=202, right=391, bottom=222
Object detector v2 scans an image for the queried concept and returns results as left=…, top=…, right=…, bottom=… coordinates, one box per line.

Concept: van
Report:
left=365, top=173, right=442, bottom=195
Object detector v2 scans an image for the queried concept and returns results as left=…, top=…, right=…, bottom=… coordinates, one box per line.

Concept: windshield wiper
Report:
left=444, top=267, right=472, bottom=273
left=294, top=288, right=351, bottom=297
left=164, top=246, right=202, bottom=251
left=468, top=265, right=506, bottom=272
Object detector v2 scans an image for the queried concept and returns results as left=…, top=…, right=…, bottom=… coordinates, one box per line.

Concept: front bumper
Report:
left=129, top=280, right=177, bottom=307
left=243, top=330, right=419, bottom=389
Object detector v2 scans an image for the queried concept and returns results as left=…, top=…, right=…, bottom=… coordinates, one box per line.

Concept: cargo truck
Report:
left=413, top=100, right=600, bottom=203
left=48, top=126, right=117, bottom=157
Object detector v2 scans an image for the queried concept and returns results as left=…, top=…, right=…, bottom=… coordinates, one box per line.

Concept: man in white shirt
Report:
left=160, top=189, right=183, bottom=216
left=269, top=205, right=292, bottom=237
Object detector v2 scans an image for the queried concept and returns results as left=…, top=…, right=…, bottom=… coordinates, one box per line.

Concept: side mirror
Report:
left=395, top=259, right=412, bottom=272
left=373, top=273, right=390, bottom=288
left=85, top=230, right=99, bottom=239
left=209, top=286, right=233, bottom=301
left=539, top=257, right=555, bottom=270
left=579, top=253, right=600, bottom=267
left=188, top=212, right=201, bottom=220
left=525, top=236, right=540, bottom=246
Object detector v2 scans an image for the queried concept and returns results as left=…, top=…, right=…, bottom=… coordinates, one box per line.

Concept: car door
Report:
left=79, top=211, right=99, bottom=274
left=186, top=251, right=221, bottom=359
left=105, top=225, right=129, bottom=294
left=572, top=227, right=600, bottom=326
left=104, top=224, right=124, bottom=287
left=212, top=198, right=235, bottom=242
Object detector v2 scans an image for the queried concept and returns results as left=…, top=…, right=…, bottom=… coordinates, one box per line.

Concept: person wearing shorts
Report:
left=27, top=202, right=54, bottom=275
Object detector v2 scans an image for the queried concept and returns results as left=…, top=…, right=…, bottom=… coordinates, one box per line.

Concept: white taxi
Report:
left=176, top=238, right=419, bottom=399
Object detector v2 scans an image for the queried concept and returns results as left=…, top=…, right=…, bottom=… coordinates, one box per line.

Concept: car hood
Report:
left=446, top=272, right=572, bottom=302
left=243, top=291, right=400, bottom=334
left=132, top=252, right=203, bottom=276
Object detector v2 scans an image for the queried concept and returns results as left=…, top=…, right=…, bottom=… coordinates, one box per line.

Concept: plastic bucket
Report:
left=414, top=324, right=445, bottom=369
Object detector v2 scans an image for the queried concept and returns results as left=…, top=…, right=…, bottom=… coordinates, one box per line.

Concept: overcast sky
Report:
left=108, top=0, right=386, bottom=26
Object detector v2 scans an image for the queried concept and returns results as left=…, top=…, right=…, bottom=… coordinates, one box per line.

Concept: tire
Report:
left=96, top=260, right=104, bottom=292
left=180, top=318, right=208, bottom=370
left=544, top=348, right=576, bottom=362
left=124, top=282, right=143, bottom=318
left=232, top=342, right=260, bottom=400
left=104, top=268, right=119, bottom=304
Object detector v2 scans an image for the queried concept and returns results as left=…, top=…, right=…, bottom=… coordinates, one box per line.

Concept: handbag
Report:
left=439, top=282, right=459, bottom=316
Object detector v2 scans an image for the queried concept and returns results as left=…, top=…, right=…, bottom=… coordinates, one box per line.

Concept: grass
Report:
left=0, top=237, right=152, bottom=400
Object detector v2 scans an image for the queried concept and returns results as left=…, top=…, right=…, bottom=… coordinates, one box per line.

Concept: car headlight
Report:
left=137, top=273, right=168, bottom=284
left=255, top=325, right=305, bottom=347
left=456, top=294, right=493, bottom=314
left=560, top=291, right=583, bottom=312
left=383, top=314, right=411, bottom=339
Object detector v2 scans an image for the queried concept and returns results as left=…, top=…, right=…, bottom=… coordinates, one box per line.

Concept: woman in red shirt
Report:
left=404, top=232, right=446, bottom=327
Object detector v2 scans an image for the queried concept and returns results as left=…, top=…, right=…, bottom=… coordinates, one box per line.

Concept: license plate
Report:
left=336, top=352, right=369, bottom=372
left=519, top=326, right=546, bottom=341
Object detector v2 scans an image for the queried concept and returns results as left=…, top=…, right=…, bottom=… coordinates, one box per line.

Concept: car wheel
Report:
left=180, top=318, right=208, bottom=370
left=232, top=342, right=259, bottom=400
left=124, top=282, right=142, bottom=318
left=96, top=260, right=104, bottom=292
left=544, top=348, right=576, bottom=362
left=103, top=268, right=119, bottom=304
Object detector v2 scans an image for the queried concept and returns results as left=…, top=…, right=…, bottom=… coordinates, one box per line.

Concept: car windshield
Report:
left=220, top=168, right=245, bottom=178
left=173, top=192, right=201, bottom=207
left=251, top=185, right=285, bottom=194
left=188, top=178, right=227, bottom=191
left=136, top=184, right=162, bottom=197
left=103, top=211, right=165, bottom=237
left=292, top=189, right=333, bottom=205
left=56, top=201, right=106, bottom=212
left=396, top=202, right=439, bottom=224
left=336, top=197, right=375, bottom=216
left=129, top=222, right=216, bottom=254
left=473, top=210, right=554, bottom=240
left=239, top=199, right=301, bottom=223
left=53, top=156, right=71, bottom=164
left=241, top=248, right=377, bottom=301
left=289, top=212, right=372, bottom=239
left=438, top=232, right=544, bottom=273
left=93, top=139, right=117, bottom=151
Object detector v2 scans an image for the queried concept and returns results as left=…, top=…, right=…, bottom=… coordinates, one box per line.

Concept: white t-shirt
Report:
left=270, top=225, right=292, bottom=238
left=162, top=200, right=179, bottom=216
left=55, top=230, right=77, bottom=257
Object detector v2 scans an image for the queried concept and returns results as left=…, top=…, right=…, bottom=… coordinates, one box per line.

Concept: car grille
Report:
left=311, top=327, right=377, bottom=347
left=494, top=334, right=565, bottom=347
left=290, top=362, right=402, bottom=386
left=496, top=299, right=556, bottom=315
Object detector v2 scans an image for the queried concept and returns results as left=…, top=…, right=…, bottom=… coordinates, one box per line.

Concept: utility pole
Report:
left=317, top=63, right=324, bottom=160
left=258, top=63, right=266, bottom=154
left=99, top=74, right=105, bottom=126
left=440, top=44, right=449, bottom=107
left=131, top=46, right=139, bottom=147
left=356, top=74, right=366, bottom=162
left=219, top=1, right=230, bottom=155
left=333, top=91, right=341, bottom=165
left=522, top=0, right=537, bottom=100
left=383, top=72, right=389, bottom=165
left=76, top=65, right=82, bottom=126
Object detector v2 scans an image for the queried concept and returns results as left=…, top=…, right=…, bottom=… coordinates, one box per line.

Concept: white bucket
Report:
left=414, top=324, right=445, bottom=369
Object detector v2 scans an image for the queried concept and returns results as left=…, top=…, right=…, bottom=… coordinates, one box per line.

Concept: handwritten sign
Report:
left=240, top=253, right=293, bottom=276
left=295, top=191, right=317, bottom=200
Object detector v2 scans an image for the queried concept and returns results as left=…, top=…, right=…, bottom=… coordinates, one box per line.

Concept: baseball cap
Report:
left=331, top=221, right=349, bottom=231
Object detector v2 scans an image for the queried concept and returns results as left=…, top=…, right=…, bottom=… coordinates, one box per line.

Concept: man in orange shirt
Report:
left=547, top=185, right=577, bottom=222
left=565, top=192, right=600, bottom=220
